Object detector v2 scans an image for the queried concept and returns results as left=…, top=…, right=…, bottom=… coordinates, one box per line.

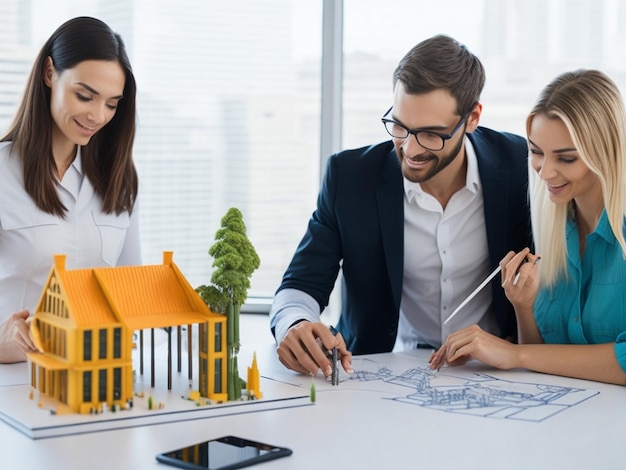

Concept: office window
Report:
left=5, top=0, right=622, bottom=310
left=343, top=0, right=626, bottom=148
left=0, top=0, right=322, bottom=302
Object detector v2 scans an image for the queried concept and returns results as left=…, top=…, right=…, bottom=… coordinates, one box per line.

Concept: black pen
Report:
left=329, top=325, right=339, bottom=385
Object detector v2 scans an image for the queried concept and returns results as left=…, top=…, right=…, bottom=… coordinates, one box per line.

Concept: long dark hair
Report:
left=1, top=16, right=138, bottom=216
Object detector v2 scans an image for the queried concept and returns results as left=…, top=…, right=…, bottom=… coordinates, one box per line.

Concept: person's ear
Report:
left=465, top=102, right=483, bottom=133
left=43, top=56, right=55, bottom=87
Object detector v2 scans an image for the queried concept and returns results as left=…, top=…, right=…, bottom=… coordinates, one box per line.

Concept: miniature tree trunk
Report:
left=225, top=301, right=243, bottom=400
left=234, top=304, right=240, bottom=352
left=232, top=355, right=241, bottom=400
left=226, top=301, right=236, bottom=400
left=227, top=301, right=235, bottom=350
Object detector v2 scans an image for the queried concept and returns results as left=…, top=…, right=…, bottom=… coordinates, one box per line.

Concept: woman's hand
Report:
left=500, top=249, right=544, bottom=343
left=0, top=310, right=37, bottom=363
left=500, top=248, right=541, bottom=313
left=429, top=324, right=520, bottom=371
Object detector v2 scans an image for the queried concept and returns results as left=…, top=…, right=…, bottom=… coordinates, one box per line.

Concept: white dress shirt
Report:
left=0, top=141, right=141, bottom=320
left=394, top=138, right=498, bottom=350
left=270, top=138, right=499, bottom=349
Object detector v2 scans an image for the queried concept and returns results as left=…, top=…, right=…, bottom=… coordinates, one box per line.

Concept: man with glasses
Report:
left=270, top=34, right=531, bottom=378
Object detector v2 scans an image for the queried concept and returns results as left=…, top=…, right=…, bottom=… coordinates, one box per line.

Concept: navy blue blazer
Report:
left=277, top=127, right=532, bottom=355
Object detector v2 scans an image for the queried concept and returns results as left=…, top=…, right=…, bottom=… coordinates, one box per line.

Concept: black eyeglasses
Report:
left=381, top=107, right=470, bottom=151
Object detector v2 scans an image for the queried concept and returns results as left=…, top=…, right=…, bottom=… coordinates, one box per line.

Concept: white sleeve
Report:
left=269, top=288, right=321, bottom=344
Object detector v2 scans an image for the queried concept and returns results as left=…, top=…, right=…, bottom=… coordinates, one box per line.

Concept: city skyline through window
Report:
left=1, top=0, right=625, bottom=309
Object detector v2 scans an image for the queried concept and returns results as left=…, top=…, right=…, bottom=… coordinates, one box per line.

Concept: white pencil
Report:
left=443, top=266, right=501, bottom=325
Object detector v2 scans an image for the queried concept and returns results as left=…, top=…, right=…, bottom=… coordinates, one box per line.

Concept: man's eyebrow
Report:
left=528, top=138, right=577, bottom=153
left=391, top=114, right=450, bottom=132
left=76, top=81, right=123, bottom=100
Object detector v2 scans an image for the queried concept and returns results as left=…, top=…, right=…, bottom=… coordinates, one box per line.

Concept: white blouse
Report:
left=0, top=141, right=141, bottom=319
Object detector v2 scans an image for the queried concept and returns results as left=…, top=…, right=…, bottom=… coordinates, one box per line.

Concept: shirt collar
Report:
left=72, top=146, right=83, bottom=175
left=567, top=208, right=615, bottom=245
left=403, top=136, right=481, bottom=203
left=565, top=209, right=626, bottom=250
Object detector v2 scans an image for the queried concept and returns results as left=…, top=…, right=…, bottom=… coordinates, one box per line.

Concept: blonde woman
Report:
left=431, top=70, right=626, bottom=385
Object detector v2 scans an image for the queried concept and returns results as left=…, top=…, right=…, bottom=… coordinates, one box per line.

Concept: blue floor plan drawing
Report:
left=344, top=356, right=599, bottom=422
left=267, top=351, right=600, bottom=423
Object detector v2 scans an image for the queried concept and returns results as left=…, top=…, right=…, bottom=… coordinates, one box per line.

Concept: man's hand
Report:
left=0, top=310, right=37, bottom=364
left=276, top=321, right=352, bottom=377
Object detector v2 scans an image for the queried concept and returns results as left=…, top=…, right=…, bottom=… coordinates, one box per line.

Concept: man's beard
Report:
left=397, top=132, right=465, bottom=183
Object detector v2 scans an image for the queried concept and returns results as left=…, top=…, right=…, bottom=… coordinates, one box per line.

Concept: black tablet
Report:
left=156, top=435, right=292, bottom=470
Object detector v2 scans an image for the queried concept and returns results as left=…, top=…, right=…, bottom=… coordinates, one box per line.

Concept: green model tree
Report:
left=196, top=207, right=260, bottom=400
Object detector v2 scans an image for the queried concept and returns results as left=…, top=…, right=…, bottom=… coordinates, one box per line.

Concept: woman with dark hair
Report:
left=0, top=17, right=141, bottom=363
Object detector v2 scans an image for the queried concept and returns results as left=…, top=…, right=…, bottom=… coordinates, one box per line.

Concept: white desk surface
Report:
left=1, top=341, right=624, bottom=470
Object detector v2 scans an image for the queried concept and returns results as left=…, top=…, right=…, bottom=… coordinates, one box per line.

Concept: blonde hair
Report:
left=527, top=70, right=626, bottom=287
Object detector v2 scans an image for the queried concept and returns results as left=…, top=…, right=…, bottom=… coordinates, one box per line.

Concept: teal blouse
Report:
left=534, top=210, right=626, bottom=373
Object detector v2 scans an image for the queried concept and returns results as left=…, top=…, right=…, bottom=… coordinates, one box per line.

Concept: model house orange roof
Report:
left=52, top=252, right=215, bottom=330
left=59, top=269, right=118, bottom=327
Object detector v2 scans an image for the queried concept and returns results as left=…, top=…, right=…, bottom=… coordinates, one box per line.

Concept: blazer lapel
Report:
left=471, top=134, right=510, bottom=267
left=377, top=151, right=404, bottom=310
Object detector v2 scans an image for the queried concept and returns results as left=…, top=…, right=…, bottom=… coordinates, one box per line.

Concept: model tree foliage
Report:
left=196, top=207, right=260, bottom=400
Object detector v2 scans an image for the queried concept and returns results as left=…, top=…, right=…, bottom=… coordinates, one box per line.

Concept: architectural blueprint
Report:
left=270, top=351, right=599, bottom=423
left=349, top=357, right=598, bottom=422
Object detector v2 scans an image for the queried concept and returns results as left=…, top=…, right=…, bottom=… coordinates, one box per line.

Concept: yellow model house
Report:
left=26, top=252, right=227, bottom=414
